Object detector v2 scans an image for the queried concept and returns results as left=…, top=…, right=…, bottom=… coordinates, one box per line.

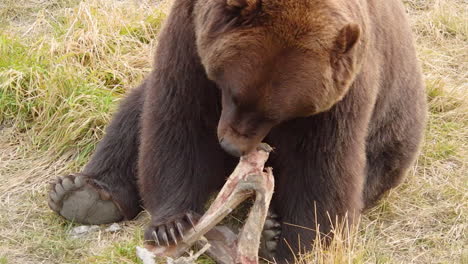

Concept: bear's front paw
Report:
left=144, top=212, right=197, bottom=247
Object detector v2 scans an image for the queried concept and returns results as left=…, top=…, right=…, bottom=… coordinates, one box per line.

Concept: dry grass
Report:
left=0, top=0, right=467, bottom=263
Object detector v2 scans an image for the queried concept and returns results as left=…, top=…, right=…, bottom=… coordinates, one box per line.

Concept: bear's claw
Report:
left=259, top=210, right=281, bottom=260
left=48, top=173, right=123, bottom=224
left=145, top=212, right=198, bottom=247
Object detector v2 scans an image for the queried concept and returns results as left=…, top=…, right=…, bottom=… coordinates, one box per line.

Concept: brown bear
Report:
left=48, top=0, right=427, bottom=262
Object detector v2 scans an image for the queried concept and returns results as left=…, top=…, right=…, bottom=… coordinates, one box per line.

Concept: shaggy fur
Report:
left=78, top=0, right=426, bottom=261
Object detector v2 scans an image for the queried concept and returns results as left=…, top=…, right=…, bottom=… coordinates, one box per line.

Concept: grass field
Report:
left=0, top=0, right=466, bottom=263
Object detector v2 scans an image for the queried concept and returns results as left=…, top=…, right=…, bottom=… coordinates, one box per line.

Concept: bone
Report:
left=143, top=143, right=275, bottom=264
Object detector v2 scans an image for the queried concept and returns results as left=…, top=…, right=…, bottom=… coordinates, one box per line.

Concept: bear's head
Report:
left=194, top=0, right=364, bottom=156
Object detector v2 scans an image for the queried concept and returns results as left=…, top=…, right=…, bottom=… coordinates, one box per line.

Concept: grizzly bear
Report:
left=48, top=0, right=427, bottom=262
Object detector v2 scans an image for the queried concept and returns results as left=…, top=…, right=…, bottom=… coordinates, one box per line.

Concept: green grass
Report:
left=85, top=230, right=145, bottom=264
left=0, top=0, right=467, bottom=263
left=0, top=0, right=167, bottom=164
left=1, top=35, right=115, bottom=157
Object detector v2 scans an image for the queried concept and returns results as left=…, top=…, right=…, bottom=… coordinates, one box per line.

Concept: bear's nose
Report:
left=219, top=138, right=243, bottom=157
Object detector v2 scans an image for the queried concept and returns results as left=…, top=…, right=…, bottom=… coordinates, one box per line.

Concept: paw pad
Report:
left=48, top=174, right=123, bottom=224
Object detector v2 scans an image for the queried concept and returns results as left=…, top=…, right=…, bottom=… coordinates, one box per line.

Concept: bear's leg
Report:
left=272, top=166, right=364, bottom=262
left=363, top=112, right=425, bottom=209
left=138, top=108, right=234, bottom=245
left=48, top=84, right=145, bottom=224
left=267, top=115, right=367, bottom=262
left=137, top=72, right=234, bottom=245
left=271, top=168, right=364, bottom=263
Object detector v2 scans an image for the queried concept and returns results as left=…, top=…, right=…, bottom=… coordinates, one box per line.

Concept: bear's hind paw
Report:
left=48, top=173, right=123, bottom=225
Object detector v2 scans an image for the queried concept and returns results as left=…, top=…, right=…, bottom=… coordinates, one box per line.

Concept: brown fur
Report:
left=80, top=0, right=426, bottom=262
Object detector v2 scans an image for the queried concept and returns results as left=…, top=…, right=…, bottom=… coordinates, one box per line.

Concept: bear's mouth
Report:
left=217, top=122, right=273, bottom=157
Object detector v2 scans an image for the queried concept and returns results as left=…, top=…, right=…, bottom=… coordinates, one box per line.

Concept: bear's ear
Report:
left=226, top=0, right=260, bottom=16
left=334, top=24, right=360, bottom=54
left=331, top=24, right=361, bottom=90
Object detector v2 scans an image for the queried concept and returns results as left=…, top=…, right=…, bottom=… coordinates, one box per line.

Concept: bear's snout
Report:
left=217, top=123, right=258, bottom=157
left=219, top=137, right=244, bottom=157
left=217, top=113, right=275, bottom=157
